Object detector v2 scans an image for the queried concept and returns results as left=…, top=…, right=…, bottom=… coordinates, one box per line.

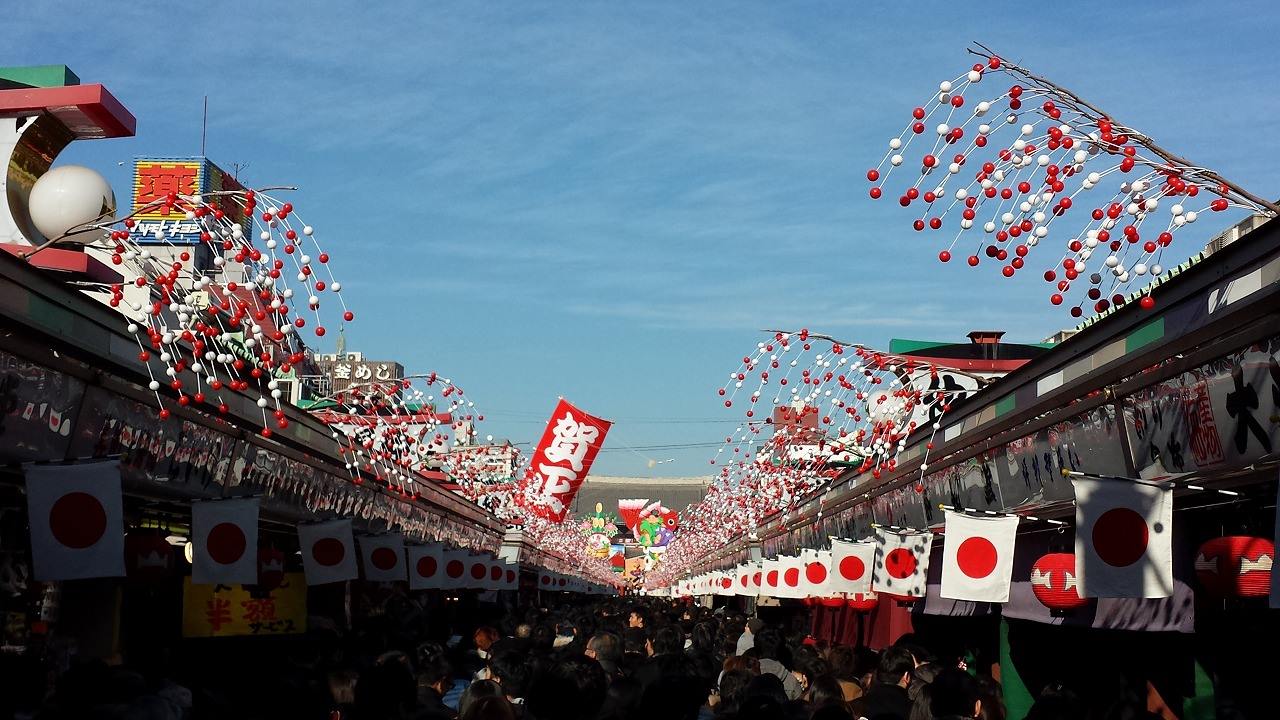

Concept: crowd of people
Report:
left=1, top=594, right=1166, bottom=720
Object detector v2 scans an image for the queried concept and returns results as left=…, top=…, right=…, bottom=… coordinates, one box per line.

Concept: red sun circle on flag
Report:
left=766, top=570, right=779, bottom=586
left=491, top=565, right=503, bottom=581
left=956, top=537, right=998, bottom=579
left=885, top=548, right=918, bottom=579
left=753, top=572, right=762, bottom=586
left=446, top=560, right=465, bottom=578
left=1092, top=508, right=1149, bottom=567
left=506, top=570, right=516, bottom=583
left=371, top=547, right=399, bottom=571
left=721, top=577, right=732, bottom=589
left=806, top=562, right=828, bottom=585
left=312, top=538, right=346, bottom=567
left=49, top=491, right=107, bottom=549
left=839, top=555, right=866, bottom=581
left=471, top=562, right=487, bottom=580
left=417, top=555, right=438, bottom=577
left=784, top=568, right=800, bottom=587
left=207, top=522, right=247, bottom=565
left=541, top=575, right=550, bottom=585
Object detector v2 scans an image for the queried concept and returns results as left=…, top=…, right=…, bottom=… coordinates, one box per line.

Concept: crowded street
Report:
left=3, top=2, right=1280, bottom=719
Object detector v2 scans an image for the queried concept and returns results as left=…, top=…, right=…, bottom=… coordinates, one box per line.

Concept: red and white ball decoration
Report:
left=99, top=187, right=353, bottom=433
left=869, top=47, right=1276, bottom=318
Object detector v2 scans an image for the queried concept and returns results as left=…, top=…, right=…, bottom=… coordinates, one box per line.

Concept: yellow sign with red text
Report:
left=181, top=573, right=307, bottom=638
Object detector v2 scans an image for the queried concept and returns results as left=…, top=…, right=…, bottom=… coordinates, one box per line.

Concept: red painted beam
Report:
left=0, top=83, right=136, bottom=138
left=0, top=243, right=122, bottom=283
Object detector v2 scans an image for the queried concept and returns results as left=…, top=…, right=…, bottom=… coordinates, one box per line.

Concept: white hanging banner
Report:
left=775, top=555, right=806, bottom=598
left=440, top=549, right=471, bottom=589
left=1074, top=478, right=1173, bottom=598
left=358, top=533, right=406, bottom=582
left=407, top=543, right=444, bottom=590
left=25, top=461, right=125, bottom=581
left=761, top=558, right=782, bottom=596
left=829, top=539, right=876, bottom=594
left=940, top=511, right=1019, bottom=602
left=191, top=498, right=259, bottom=585
left=872, top=528, right=933, bottom=598
left=800, top=549, right=834, bottom=598
left=298, top=519, right=358, bottom=585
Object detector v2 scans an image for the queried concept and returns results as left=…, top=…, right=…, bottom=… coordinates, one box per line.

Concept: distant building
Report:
left=570, top=475, right=712, bottom=520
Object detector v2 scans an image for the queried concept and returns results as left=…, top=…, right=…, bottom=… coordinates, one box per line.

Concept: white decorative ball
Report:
left=1151, top=264, right=1163, bottom=275
left=939, top=80, right=953, bottom=92
left=936, top=123, right=950, bottom=136
left=1185, top=211, right=1197, bottom=223
left=27, top=165, right=116, bottom=242
left=1170, top=203, right=1184, bottom=216
left=976, top=101, right=990, bottom=115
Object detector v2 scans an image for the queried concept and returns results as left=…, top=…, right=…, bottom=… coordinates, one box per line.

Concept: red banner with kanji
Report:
left=522, top=399, right=611, bottom=522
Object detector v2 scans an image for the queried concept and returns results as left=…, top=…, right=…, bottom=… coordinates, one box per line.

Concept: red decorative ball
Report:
left=1031, top=553, right=1087, bottom=611
left=967, top=256, right=980, bottom=267
left=867, top=169, right=880, bottom=182
left=938, top=250, right=952, bottom=263
left=1139, top=296, right=1156, bottom=310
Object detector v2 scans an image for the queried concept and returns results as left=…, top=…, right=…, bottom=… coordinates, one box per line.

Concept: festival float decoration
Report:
left=1194, top=536, right=1274, bottom=598
left=618, top=499, right=679, bottom=547
left=580, top=502, right=620, bottom=559
left=869, top=44, right=1278, bottom=318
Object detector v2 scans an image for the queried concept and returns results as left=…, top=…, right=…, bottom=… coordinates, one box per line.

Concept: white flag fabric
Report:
left=800, top=549, right=834, bottom=597
left=829, top=539, right=876, bottom=594
left=761, top=559, right=782, bottom=596
left=407, top=544, right=444, bottom=590
left=496, top=560, right=519, bottom=590
left=358, top=534, right=406, bottom=582
left=736, top=563, right=759, bottom=596
left=872, top=528, right=933, bottom=598
left=1074, top=478, right=1173, bottom=598
left=940, top=511, right=1019, bottom=602
left=298, top=519, right=358, bottom=585
left=776, top=556, right=807, bottom=598
left=25, top=461, right=125, bottom=581
left=714, top=571, right=735, bottom=596
left=191, top=498, right=259, bottom=585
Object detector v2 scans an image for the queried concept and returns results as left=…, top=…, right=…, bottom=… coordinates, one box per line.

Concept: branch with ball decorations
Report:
left=310, top=373, right=479, bottom=498
left=90, top=187, right=354, bottom=433
left=648, top=329, right=967, bottom=588
left=868, top=44, right=1276, bottom=318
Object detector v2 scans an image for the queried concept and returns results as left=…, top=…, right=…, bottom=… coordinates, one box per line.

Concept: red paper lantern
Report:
left=124, top=531, right=173, bottom=580
left=1195, top=536, right=1274, bottom=598
left=1031, top=553, right=1087, bottom=611
left=819, top=596, right=846, bottom=608
left=846, top=592, right=879, bottom=612
left=257, top=547, right=286, bottom=591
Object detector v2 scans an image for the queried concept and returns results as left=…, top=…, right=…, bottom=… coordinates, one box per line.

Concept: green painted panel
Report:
left=999, top=619, right=1034, bottom=720
left=1125, top=317, right=1165, bottom=354
left=0, top=65, right=80, bottom=88
left=995, top=393, right=1016, bottom=417
left=888, top=338, right=950, bottom=354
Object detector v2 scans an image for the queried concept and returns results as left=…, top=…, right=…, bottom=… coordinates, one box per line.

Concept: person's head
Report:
left=752, top=627, right=784, bottom=662
left=691, top=621, right=717, bottom=653
left=745, top=618, right=765, bottom=636
left=723, top=654, right=761, bottom=676
left=417, top=654, right=454, bottom=696
left=488, top=651, right=531, bottom=700
left=459, top=685, right=513, bottom=720
left=908, top=662, right=941, bottom=703
left=474, top=626, right=500, bottom=656
left=515, top=623, right=533, bottom=639
left=624, top=627, right=649, bottom=656
left=327, top=669, right=358, bottom=706
left=806, top=674, right=847, bottom=710
left=527, top=656, right=609, bottom=720
left=875, top=646, right=917, bottom=688
left=629, top=609, right=648, bottom=629
left=744, top=672, right=789, bottom=706
left=599, top=677, right=643, bottom=720
left=715, top=669, right=754, bottom=716
left=827, top=645, right=859, bottom=684
left=652, top=625, right=685, bottom=656
left=531, top=623, right=556, bottom=651
left=975, top=675, right=1005, bottom=720
left=587, top=631, right=623, bottom=667
left=930, top=668, right=982, bottom=719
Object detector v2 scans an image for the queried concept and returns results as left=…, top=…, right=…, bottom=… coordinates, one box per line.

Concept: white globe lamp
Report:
left=27, top=165, right=116, bottom=243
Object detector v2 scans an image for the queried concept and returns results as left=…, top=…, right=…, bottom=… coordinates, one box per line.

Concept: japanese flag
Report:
left=441, top=549, right=472, bottom=589
left=800, top=549, right=834, bottom=597
left=736, top=562, right=759, bottom=596
left=25, top=461, right=125, bottom=581
left=407, top=543, right=444, bottom=590
left=191, top=498, right=259, bottom=585
left=496, top=560, right=519, bottom=590
left=1074, top=479, right=1173, bottom=598
left=829, top=539, right=876, bottom=594
left=359, top=534, right=406, bottom=582
left=872, top=528, right=933, bottom=598
left=464, top=553, right=494, bottom=589
left=761, top=558, right=782, bottom=596
left=298, top=519, right=358, bottom=585
left=940, top=511, right=1019, bottom=602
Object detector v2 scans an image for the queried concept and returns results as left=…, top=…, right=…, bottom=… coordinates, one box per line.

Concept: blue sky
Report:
left=11, top=1, right=1280, bottom=477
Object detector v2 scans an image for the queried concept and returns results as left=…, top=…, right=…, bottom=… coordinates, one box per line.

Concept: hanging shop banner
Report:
left=181, top=573, right=306, bottom=637
left=25, top=461, right=125, bottom=581
left=522, top=399, right=611, bottom=522
left=191, top=498, right=259, bottom=585
left=871, top=528, right=933, bottom=598
left=1074, top=478, right=1174, bottom=598
left=358, top=534, right=407, bottom=582
left=939, top=511, right=1019, bottom=603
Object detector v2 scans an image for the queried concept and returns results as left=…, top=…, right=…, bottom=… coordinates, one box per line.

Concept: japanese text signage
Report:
left=524, top=399, right=611, bottom=522
left=317, top=356, right=405, bottom=394
left=181, top=573, right=307, bottom=637
left=132, top=157, right=247, bottom=245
